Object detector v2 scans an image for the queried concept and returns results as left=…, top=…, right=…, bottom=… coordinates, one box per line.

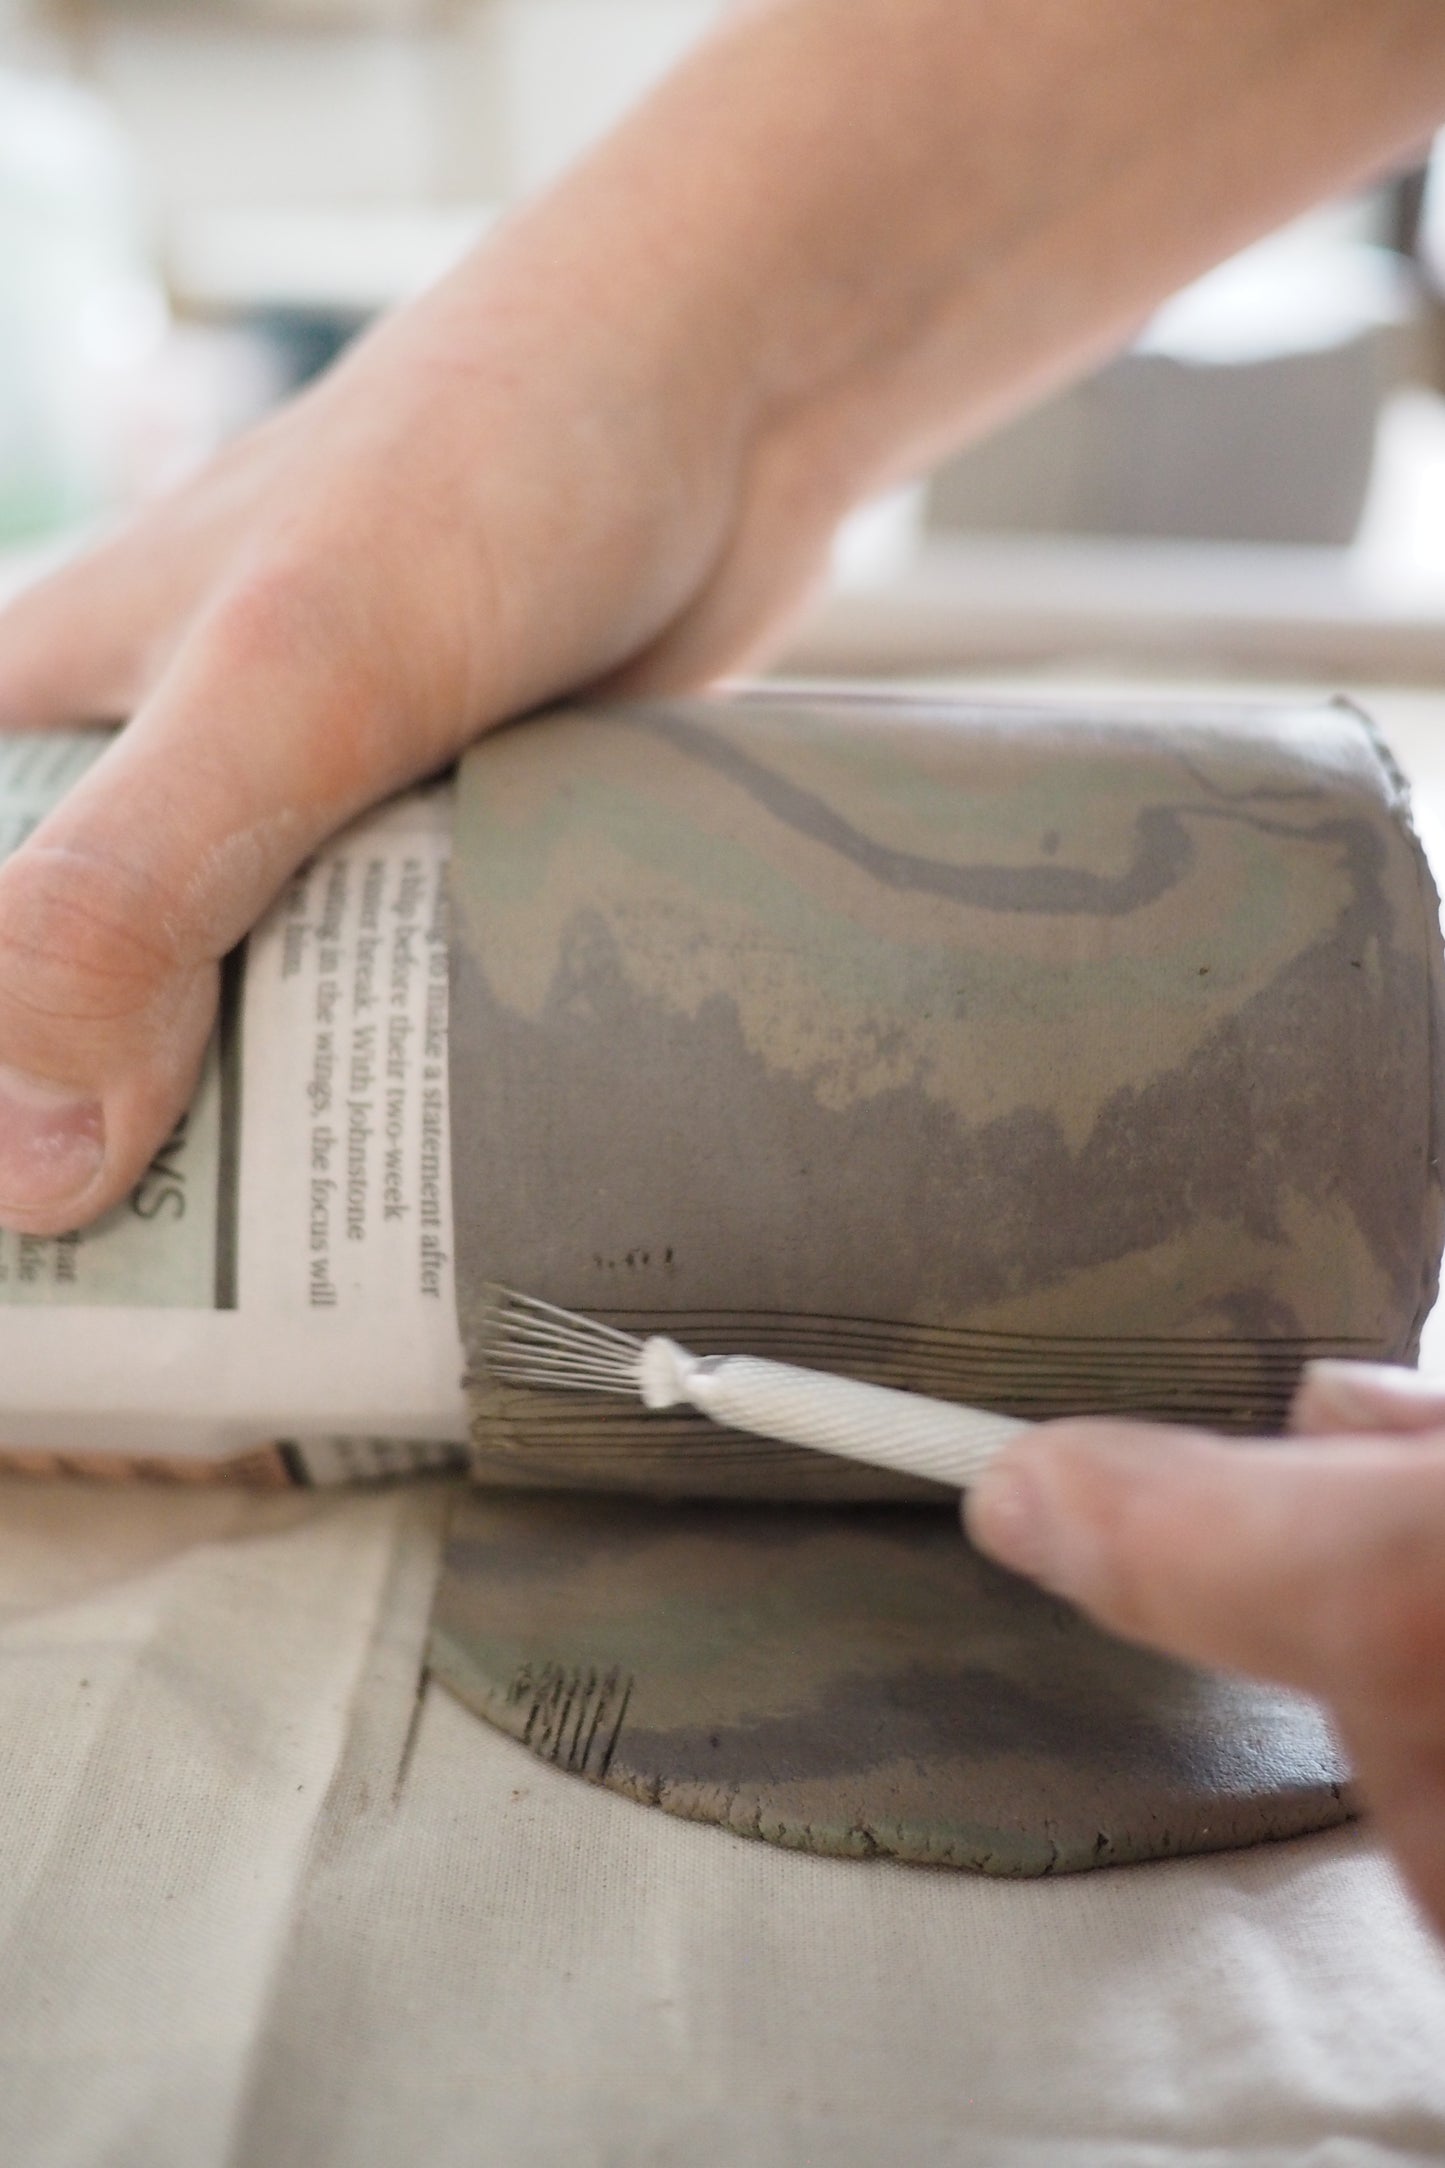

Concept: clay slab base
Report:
left=430, top=1491, right=1354, bottom=1875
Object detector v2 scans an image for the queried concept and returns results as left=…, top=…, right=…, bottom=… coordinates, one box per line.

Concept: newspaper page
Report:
left=0, top=733, right=470, bottom=1485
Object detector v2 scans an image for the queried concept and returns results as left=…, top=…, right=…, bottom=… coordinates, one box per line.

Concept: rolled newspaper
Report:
left=0, top=732, right=469, bottom=1486
left=2, top=687, right=1443, bottom=1495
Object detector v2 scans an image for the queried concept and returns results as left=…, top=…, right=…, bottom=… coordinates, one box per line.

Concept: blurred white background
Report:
left=5, top=2, right=726, bottom=219
left=5, top=0, right=1445, bottom=682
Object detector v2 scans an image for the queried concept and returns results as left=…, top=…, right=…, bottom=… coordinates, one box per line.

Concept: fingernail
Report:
left=966, top=1454, right=1078, bottom=1595
left=1305, top=1359, right=1429, bottom=1402
left=1298, top=1358, right=1445, bottom=1427
left=0, top=1067, right=104, bottom=1219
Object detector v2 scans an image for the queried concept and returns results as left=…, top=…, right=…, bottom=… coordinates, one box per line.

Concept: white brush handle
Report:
left=675, top=1353, right=1029, bottom=1488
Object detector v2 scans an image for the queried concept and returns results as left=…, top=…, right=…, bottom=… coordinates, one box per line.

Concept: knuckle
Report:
left=203, top=557, right=403, bottom=805
left=204, top=555, right=339, bottom=673
left=0, top=841, right=185, bottom=1032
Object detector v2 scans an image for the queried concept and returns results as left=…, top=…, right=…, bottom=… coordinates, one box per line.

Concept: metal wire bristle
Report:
left=480, top=1285, right=647, bottom=1398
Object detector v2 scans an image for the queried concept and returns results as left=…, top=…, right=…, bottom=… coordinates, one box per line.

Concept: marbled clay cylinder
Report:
left=448, top=691, right=1445, bottom=1500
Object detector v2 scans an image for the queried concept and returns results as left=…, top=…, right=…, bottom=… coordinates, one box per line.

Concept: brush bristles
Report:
left=480, top=1285, right=646, bottom=1398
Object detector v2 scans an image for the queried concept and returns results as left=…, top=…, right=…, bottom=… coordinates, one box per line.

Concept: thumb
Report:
left=0, top=812, right=218, bottom=1232
left=0, top=562, right=438, bottom=1234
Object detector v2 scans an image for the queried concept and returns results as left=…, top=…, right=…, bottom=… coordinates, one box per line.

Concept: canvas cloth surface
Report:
left=2, top=1474, right=1444, bottom=2168
left=5, top=683, right=1445, bottom=2165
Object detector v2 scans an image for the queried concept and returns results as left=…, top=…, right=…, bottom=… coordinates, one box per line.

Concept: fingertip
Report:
left=968, top=1419, right=1320, bottom=1677
left=963, top=1446, right=1058, bottom=1584
left=964, top=1424, right=1173, bottom=1601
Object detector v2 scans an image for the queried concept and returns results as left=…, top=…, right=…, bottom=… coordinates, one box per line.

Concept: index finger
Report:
left=964, top=1420, right=1445, bottom=1701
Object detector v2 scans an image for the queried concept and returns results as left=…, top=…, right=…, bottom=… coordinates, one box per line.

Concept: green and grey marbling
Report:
left=430, top=1490, right=1354, bottom=1873
left=449, top=689, right=1445, bottom=1500
left=434, top=689, right=1434, bottom=1871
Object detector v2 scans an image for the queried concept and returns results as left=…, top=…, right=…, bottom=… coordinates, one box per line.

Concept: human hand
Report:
left=965, top=1362, right=1445, bottom=1937
left=5, top=0, right=1445, bottom=1235
left=0, top=136, right=847, bottom=1234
